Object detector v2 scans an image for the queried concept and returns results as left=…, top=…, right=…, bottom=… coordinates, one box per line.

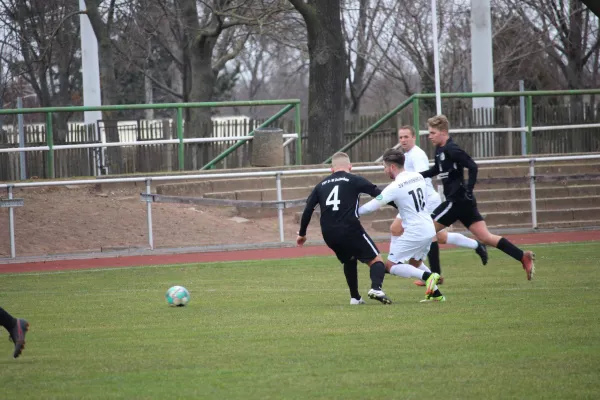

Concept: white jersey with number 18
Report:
left=377, top=171, right=436, bottom=240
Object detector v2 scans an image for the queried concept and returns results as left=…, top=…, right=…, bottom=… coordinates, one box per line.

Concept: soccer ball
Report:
left=165, top=285, right=190, bottom=306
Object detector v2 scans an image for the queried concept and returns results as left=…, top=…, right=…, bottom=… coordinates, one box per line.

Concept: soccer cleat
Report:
left=476, top=242, right=488, bottom=265
left=367, top=289, right=392, bottom=305
left=414, top=277, right=443, bottom=286
left=420, top=295, right=446, bottom=303
left=8, top=318, right=29, bottom=359
left=350, top=297, right=366, bottom=305
left=425, top=273, right=441, bottom=296
left=521, top=251, right=536, bottom=281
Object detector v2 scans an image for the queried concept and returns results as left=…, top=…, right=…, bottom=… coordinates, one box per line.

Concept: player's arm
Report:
left=419, top=160, right=439, bottom=179
left=297, top=186, right=319, bottom=245
left=354, top=176, right=398, bottom=209
left=358, top=185, right=394, bottom=216
left=448, top=145, right=478, bottom=196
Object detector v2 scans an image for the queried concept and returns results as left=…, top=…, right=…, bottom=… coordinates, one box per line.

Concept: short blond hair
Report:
left=331, top=152, right=351, bottom=168
left=427, top=115, right=449, bottom=132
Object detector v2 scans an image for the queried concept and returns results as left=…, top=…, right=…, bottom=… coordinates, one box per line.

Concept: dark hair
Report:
left=382, top=148, right=405, bottom=167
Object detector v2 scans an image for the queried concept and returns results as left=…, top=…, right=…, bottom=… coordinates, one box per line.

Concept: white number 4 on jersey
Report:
left=326, top=185, right=341, bottom=211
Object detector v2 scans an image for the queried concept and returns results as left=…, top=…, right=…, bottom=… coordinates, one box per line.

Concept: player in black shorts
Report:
left=420, top=115, right=535, bottom=280
left=296, top=152, right=393, bottom=304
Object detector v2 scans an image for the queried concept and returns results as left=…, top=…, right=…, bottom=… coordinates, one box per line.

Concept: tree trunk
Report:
left=186, top=36, right=216, bottom=166
left=292, top=0, right=346, bottom=164
left=567, top=0, right=585, bottom=120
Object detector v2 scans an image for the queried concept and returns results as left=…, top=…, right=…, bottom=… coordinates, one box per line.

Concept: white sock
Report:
left=417, top=262, right=431, bottom=273
left=390, top=263, right=424, bottom=279
left=446, top=232, right=478, bottom=249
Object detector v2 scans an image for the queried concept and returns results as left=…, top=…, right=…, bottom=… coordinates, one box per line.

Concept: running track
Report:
left=1, top=230, right=599, bottom=274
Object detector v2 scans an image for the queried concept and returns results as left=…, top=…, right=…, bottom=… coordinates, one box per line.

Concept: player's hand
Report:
left=465, top=190, right=476, bottom=206
left=296, top=234, right=307, bottom=247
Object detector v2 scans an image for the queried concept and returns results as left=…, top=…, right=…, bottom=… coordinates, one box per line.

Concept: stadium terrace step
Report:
left=473, top=185, right=600, bottom=201
left=149, top=155, right=599, bottom=230
left=477, top=196, right=600, bottom=213
left=370, top=207, right=600, bottom=232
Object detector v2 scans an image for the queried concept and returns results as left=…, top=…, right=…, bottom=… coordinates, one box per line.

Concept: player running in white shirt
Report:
left=391, top=126, right=488, bottom=286
left=359, top=148, right=444, bottom=302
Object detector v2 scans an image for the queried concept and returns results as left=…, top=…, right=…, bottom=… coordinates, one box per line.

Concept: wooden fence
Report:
left=1, top=103, right=599, bottom=181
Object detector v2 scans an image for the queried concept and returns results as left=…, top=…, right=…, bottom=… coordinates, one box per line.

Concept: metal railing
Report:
left=325, top=89, right=600, bottom=163
left=0, top=99, right=303, bottom=178
left=1, top=153, right=599, bottom=260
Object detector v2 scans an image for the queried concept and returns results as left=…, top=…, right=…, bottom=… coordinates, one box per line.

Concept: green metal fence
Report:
left=0, top=99, right=302, bottom=179
left=325, top=89, right=600, bottom=163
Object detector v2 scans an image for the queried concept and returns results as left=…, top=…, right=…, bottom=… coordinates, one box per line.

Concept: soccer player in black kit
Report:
left=296, top=152, right=393, bottom=304
left=420, top=115, right=535, bottom=280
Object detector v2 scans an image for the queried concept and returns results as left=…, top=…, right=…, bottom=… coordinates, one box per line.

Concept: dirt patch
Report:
left=0, top=185, right=323, bottom=257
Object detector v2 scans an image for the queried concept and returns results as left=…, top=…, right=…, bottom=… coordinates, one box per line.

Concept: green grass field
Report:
left=1, top=242, right=600, bottom=399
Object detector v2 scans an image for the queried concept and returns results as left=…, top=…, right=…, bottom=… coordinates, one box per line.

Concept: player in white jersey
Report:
left=391, top=126, right=488, bottom=286
left=359, top=148, right=444, bottom=302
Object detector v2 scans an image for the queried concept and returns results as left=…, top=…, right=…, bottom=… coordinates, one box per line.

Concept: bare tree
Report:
left=0, top=0, right=82, bottom=142
left=508, top=0, right=600, bottom=91
left=342, top=0, right=394, bottom=116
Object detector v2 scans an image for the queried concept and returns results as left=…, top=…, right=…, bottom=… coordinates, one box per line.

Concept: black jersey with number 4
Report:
left=420, top=137, right=478, bottom=201
left=298, top=171, right=381, bottom=236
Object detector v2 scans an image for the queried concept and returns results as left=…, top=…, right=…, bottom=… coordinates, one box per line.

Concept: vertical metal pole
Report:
left=276, top=173, right=285, bottom=242
left=519, top=80, right=526, bottom=155
left=46, top=112, right=55, bottom=178
left=146, top=179, right=154, bottom=249
left=17, top=97, right=26, bottom=180
left=294, top=103, right=302, bottom=165
left=413, top=97, right=420, bottom=138
left=177, top=107, right=184, bottom=171
left=526, top=96, right=533, bottom=155
left=431, top=0, right=442, bottom=115
left=529, top=160, right=537, bottom=229
left=8, top=186, right=16, bottom=258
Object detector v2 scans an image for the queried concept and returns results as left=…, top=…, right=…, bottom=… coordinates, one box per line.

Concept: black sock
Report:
left=343, top=259, right=361, bottom=299
left=0, top=307, right=17, bottom=332
left=433, top=289, right=443, bottom=297
left=370, top=261, right=386, bottom=290
left=428, top=242, right=441, bottom=274
left=497, top=238, right=524, bottom=262
left=422, top=271, right=432, bottom=282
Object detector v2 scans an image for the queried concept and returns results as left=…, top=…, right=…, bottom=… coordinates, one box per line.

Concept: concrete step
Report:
left=481, top=207, right=600, bottom=226
left=473, top=184, right=600, bottom=201
left=463, top=177, right=600, bottom=190
left=204, top=183, right=600, bottom=204
left=477, top=196, right=599, bottom=213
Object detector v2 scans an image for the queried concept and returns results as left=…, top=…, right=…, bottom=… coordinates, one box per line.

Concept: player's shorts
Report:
left=396, top=190, right=442, bottom=219
left=323, top=229, right=380, bottom=264
left=431, top=199, right=484, bottom=228
left=387, top=235, right=432, bottom=264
